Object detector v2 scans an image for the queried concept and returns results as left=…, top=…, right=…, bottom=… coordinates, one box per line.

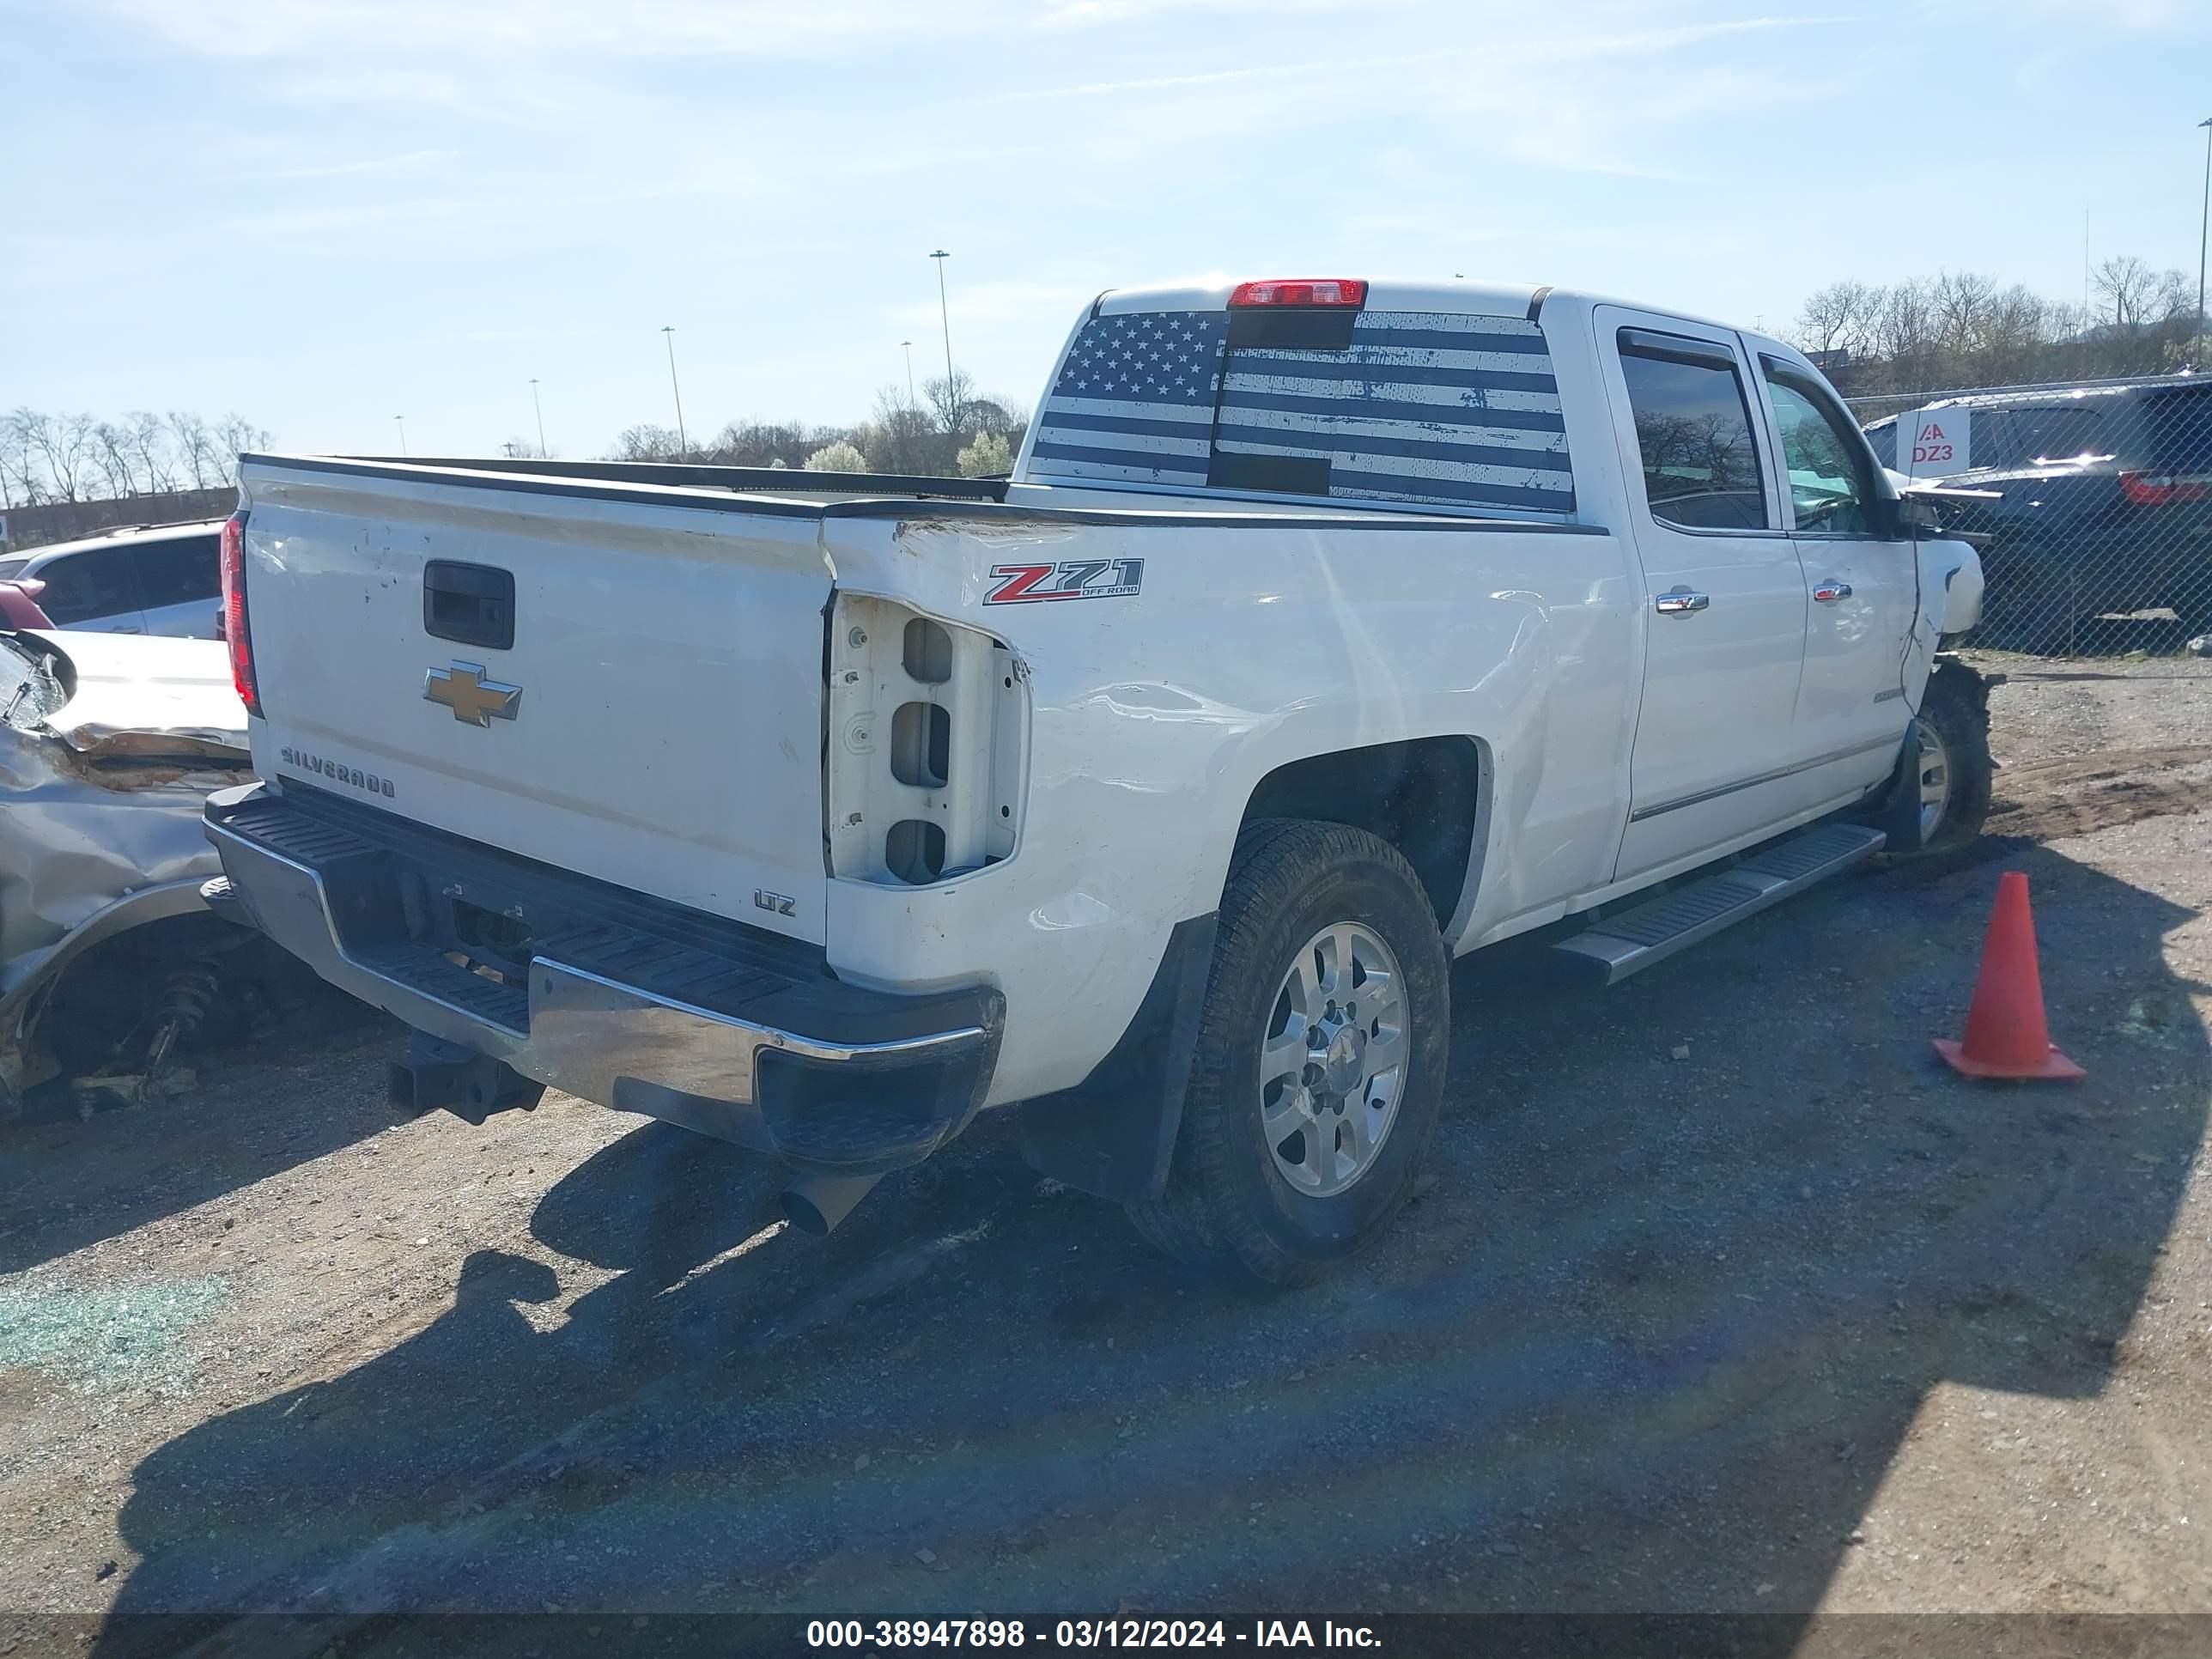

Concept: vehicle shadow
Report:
left=0, top=987, right=399, bottom=1276
left=93, top=842, right=2205, bottom=1651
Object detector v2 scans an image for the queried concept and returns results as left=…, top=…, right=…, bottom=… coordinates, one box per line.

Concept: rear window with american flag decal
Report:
left=1025, top=306, right=1575, bottom=516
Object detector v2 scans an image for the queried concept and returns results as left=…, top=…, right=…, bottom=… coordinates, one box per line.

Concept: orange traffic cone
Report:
left=1934, top=871, right=2084, bottom=1081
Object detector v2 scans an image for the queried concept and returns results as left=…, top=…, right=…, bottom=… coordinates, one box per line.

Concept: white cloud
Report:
left=980, top=11, right=1843, bottom=180
left=93, top=0, right=1372, bottom=58
left=987, top=60, right=1320, bottom=104
left=223, top=197, right=472, bottom=234
left=261, top=148, right=457, bottom=179
left=1996, top=0, right=2201, bottom=28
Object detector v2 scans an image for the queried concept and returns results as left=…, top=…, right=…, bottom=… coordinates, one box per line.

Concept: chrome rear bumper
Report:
left=204, top=782, right=1001, bottom=1172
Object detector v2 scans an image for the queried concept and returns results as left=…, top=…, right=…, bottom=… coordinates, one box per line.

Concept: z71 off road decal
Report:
left=984, top=558, right=1145, bottom=605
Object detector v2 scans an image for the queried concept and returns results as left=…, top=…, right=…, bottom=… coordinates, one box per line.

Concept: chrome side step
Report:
left=1553, top=823, right=1887, bottom=987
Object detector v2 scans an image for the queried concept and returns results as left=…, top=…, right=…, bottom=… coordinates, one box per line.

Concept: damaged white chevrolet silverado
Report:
left=204, top=277, right=1992, bottom=1283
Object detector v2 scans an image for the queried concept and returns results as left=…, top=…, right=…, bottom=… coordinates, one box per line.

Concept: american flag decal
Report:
left=1028, top=306, right=1574, bottom=515
left=1027, top=311, right=1228, bottom=483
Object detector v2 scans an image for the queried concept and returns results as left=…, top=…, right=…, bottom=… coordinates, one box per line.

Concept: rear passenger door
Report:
left=27, top=545, right=149, bottom=634
left=1754, top=357, right=1917, bottom=801
left=1598, top=309, right=1809, bottom=881
left=131, top=533, right=223, bottom=637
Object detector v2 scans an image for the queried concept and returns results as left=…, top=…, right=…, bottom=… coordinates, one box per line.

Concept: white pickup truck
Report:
left=204, top=277, right=1990, bottom=1283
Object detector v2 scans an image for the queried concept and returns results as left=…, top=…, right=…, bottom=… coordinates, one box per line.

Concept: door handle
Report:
left=1654, top=588, right=1711, bottom=617
left=1812, top=580, right=1854, bottom=604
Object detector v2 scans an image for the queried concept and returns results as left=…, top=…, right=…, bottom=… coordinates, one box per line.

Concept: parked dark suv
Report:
left=1863, top=377, right=2212, bottom=648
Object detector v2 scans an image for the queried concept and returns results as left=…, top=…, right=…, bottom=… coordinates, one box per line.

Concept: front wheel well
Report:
left=1238, top=737, right=1485, bottom=929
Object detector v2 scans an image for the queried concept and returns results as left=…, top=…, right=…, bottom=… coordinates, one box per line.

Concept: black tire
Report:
left=1125, top=819, right=1451, bottom=1286
left=1895, top=662, right=1994, bottom=857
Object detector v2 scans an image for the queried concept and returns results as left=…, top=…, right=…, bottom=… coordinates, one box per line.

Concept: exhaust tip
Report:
left=780, top=1189, right=832, bottom=1237
left=779, top=1170, right=884, bottom=1237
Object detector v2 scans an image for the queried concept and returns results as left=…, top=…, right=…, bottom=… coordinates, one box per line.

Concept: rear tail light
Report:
left=219, top=510, right=260, bottom=716
left=1228, top=277, right=1368, bottom=308
left=2118, top=470, right=2212, bottom=507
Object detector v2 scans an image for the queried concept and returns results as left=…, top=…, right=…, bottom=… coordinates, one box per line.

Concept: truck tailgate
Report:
left=238, top=460, right=834, bottom=942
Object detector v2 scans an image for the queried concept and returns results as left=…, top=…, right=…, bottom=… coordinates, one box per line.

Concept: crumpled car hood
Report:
left=2, top=631, right=252, bottom=1028
left=16, top=629, right=248, bottom=762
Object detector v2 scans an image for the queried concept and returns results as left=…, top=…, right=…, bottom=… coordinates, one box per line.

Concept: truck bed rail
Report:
left=313, top=454, right=1012, bottom=500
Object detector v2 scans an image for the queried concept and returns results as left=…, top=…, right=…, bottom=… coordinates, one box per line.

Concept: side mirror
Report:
left=1881, top=494, right=1943, bottom=537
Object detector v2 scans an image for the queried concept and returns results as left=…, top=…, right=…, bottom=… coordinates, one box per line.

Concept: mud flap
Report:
left=1015, top=913, right=1218, bottom=1204
left=1877, top=722, right=1929, bottom=855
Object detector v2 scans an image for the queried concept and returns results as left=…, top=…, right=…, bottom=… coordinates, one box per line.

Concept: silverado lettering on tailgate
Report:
left=280, top=747, right=397, bottom=799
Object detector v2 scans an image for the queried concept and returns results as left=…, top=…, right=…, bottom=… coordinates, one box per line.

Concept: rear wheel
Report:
left=1126, top=820, right=1450, bottom=1286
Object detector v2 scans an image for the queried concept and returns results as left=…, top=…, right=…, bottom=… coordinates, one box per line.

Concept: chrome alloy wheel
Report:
left=1258, top=921, right=1408, bottom=1198
left=1913, top=714, right=1953, bottom=843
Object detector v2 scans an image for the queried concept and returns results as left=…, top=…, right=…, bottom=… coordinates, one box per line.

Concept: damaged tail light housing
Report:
left=219, top=510, right=261, bottom=716
left=824, top=596, right=1027, bottom=887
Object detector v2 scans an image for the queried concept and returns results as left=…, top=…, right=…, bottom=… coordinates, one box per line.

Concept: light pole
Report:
left=929, top=250, right=955, bottom=422
left=901, top=339, right=916, bottom=409
left=660, top=325, right=689, bottom=459
left=2196, top=117, right=2211, bottom=369
left=530, top=378, right=547, bottom=458
left=393, top=415, right=408, bottom=457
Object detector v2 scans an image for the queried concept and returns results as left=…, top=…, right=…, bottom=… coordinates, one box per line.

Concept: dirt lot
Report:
left=3, top=654, right=2210, bottom=1654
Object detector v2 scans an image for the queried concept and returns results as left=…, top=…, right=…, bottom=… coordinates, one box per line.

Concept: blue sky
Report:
left=5, top=0, right=2209, bottom=459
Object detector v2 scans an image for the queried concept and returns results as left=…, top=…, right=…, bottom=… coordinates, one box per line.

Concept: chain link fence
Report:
left=1844, top=373, right=2212, bottom=658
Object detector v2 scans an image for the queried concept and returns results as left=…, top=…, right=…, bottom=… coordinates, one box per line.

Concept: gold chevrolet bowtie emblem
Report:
left=424, top=661, right=522, bottom=726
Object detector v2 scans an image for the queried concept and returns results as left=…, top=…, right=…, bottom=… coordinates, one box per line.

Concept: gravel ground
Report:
left=1967, top=651, right=2212, bottom=763
left=3, top=659, right=2209, bottom=1656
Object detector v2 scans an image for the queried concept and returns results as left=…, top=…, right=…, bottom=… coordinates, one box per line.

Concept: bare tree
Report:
left=1792, top=280, right=1883, bottom=360
left=1978, top=284, right=2051, bottom=385
left=213, top=415, right=273, bottom=482
left=0, top=407, right=272, bottom=507
left=167, top=412, right=223, bottom=489
left=702, top=419, right=831, bottom=469
left=610, top=423, right=685, bottom=462
left=963, top=397, right=1030, bottom=441
left=92, top=421, right=140, bottom=498
left=1, top=410, right=47, bottom=507
left=857, top=386, right=948, bottom=475
left=1789, top=252, right=2212, bottom=403
left=1928, top=270, right=2002, bottom=380
left=126, top=412, right=176, bottom=493
left=24, top=412, right=99, bottom=503
left=926, top=368, right=975, bottom=434
left=2092, top=257, right=2189, bottom=332
left=1871, top=279, right=1941, bottom=397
